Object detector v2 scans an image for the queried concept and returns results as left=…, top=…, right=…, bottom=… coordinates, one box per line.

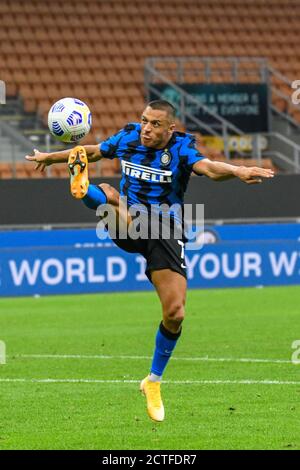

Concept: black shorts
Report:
left=111, top=219, right=187, bottom=282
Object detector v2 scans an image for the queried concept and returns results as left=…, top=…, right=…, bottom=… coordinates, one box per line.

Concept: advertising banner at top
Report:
left=150, top=83, right=269, bottom=133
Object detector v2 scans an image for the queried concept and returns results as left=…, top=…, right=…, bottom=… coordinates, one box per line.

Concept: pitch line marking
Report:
left=0, top=378, right=300, bottom=385
left=10, top=354, right=293, bottom=365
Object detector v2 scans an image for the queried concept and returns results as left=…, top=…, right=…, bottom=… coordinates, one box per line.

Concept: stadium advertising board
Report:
left=150, top=83, right=269, bottom=133
left=201, top=135, right=268, bottom=153
left=1, top=225, right=300, bottom=296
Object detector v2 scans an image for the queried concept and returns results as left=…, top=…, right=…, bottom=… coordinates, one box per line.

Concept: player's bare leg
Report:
left=140, top=269, right=186, bottom=422
left=98, top=183, right=132, bottom=234
left=151, top=269, right=186, bottom=334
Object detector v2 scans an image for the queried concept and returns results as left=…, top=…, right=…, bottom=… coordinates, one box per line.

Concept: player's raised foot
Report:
left=140, top=376, right=165, bottom=422
left=68, top=146, right=89, bottom=199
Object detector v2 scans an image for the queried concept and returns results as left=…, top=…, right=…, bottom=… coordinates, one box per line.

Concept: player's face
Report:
left=140, top=107, right=175, bottom=148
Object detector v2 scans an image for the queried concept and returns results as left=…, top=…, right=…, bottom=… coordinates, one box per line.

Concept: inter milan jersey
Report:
left=100, top=123, right=204, bottom=219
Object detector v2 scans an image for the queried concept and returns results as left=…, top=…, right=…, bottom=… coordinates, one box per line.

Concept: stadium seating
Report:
left=0, top=0, right=295, bottom=177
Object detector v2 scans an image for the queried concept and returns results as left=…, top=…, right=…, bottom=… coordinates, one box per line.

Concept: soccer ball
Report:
left=48, top=97, right=92, bottom=143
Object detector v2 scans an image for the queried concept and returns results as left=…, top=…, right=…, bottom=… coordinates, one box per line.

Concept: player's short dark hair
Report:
left=147, top=100, right=176, bottom=120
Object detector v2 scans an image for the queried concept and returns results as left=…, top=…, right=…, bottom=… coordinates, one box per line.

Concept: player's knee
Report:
left=165, top=302, right=185, bottom=325
left=99, top=183, right=119, bottom=205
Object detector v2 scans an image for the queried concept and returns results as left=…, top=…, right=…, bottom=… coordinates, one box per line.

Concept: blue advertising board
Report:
left=0, top=225, right=300, bottom=296
left=1, top=223, right=300, bottom=248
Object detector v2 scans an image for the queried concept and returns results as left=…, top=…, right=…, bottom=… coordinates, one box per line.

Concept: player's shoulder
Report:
left=109, top=122, right=140, bottom=145
left=120, top=122, right=141, bottom=136
left=173, top=130, right=196, bottom=148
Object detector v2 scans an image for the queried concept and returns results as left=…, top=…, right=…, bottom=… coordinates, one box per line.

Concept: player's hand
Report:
left=235, top=166, right=275, bottom=184
left=25, top=149, right=51, bottom=172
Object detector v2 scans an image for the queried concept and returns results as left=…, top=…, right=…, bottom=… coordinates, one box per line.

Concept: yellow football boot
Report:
left=140, top=376, right=165, bottom=422
left=68, top=146, right=89, bottom=199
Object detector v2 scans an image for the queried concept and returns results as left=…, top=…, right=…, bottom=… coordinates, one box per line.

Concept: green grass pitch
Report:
left=0, top=285, right=300, bottom=450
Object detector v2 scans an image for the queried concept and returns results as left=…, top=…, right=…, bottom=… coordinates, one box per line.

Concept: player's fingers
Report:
left=246, top=178, right=262, bottom=184
left=253, top=168, right=274, bottom=178
left=25, top=149, right=41, bottom=161
left=261, top=170, right=274, bottom=177
left=35, top=162, right=41, bottom=170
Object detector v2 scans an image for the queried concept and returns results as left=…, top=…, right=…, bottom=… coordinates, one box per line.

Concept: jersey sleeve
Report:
left=99, top=129, right=124, bottom=159
left=180, top=134, right=205, bottom=170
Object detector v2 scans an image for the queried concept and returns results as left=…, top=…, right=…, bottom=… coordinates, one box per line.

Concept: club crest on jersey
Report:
left=122, top=161, right=172, bottom=183
left=160, top=151, right=171, bottom=166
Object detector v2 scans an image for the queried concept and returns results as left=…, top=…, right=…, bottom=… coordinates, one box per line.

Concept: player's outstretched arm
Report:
left=192, top=158, right=274, bottom=184
left=25, top=145, right=102, bottom=172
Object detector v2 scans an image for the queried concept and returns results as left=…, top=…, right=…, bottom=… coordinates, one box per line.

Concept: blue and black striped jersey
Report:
left=100, top=123, right=205, bottom=211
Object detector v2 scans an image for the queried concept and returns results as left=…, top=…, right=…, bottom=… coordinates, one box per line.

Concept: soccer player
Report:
left=25, top=100, right=274, bottom=422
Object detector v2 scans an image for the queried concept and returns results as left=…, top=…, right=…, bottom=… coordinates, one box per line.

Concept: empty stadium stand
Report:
left=0, top=0, right=299, bottom=178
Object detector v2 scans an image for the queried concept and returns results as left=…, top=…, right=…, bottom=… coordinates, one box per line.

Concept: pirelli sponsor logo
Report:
left=121, top=161, right=172, bottom=183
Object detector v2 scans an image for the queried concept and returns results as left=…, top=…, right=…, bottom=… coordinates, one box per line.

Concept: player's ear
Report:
left=169, top=122, right=176, bottom=133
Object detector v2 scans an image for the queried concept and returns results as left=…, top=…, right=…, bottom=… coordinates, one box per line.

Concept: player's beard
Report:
left=141, top=135, right=152, bottom=146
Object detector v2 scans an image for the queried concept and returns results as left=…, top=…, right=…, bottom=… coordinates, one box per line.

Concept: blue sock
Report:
left=150, top=322, right=182, bottom=377
left=82, top=184, right=107, bottom=210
